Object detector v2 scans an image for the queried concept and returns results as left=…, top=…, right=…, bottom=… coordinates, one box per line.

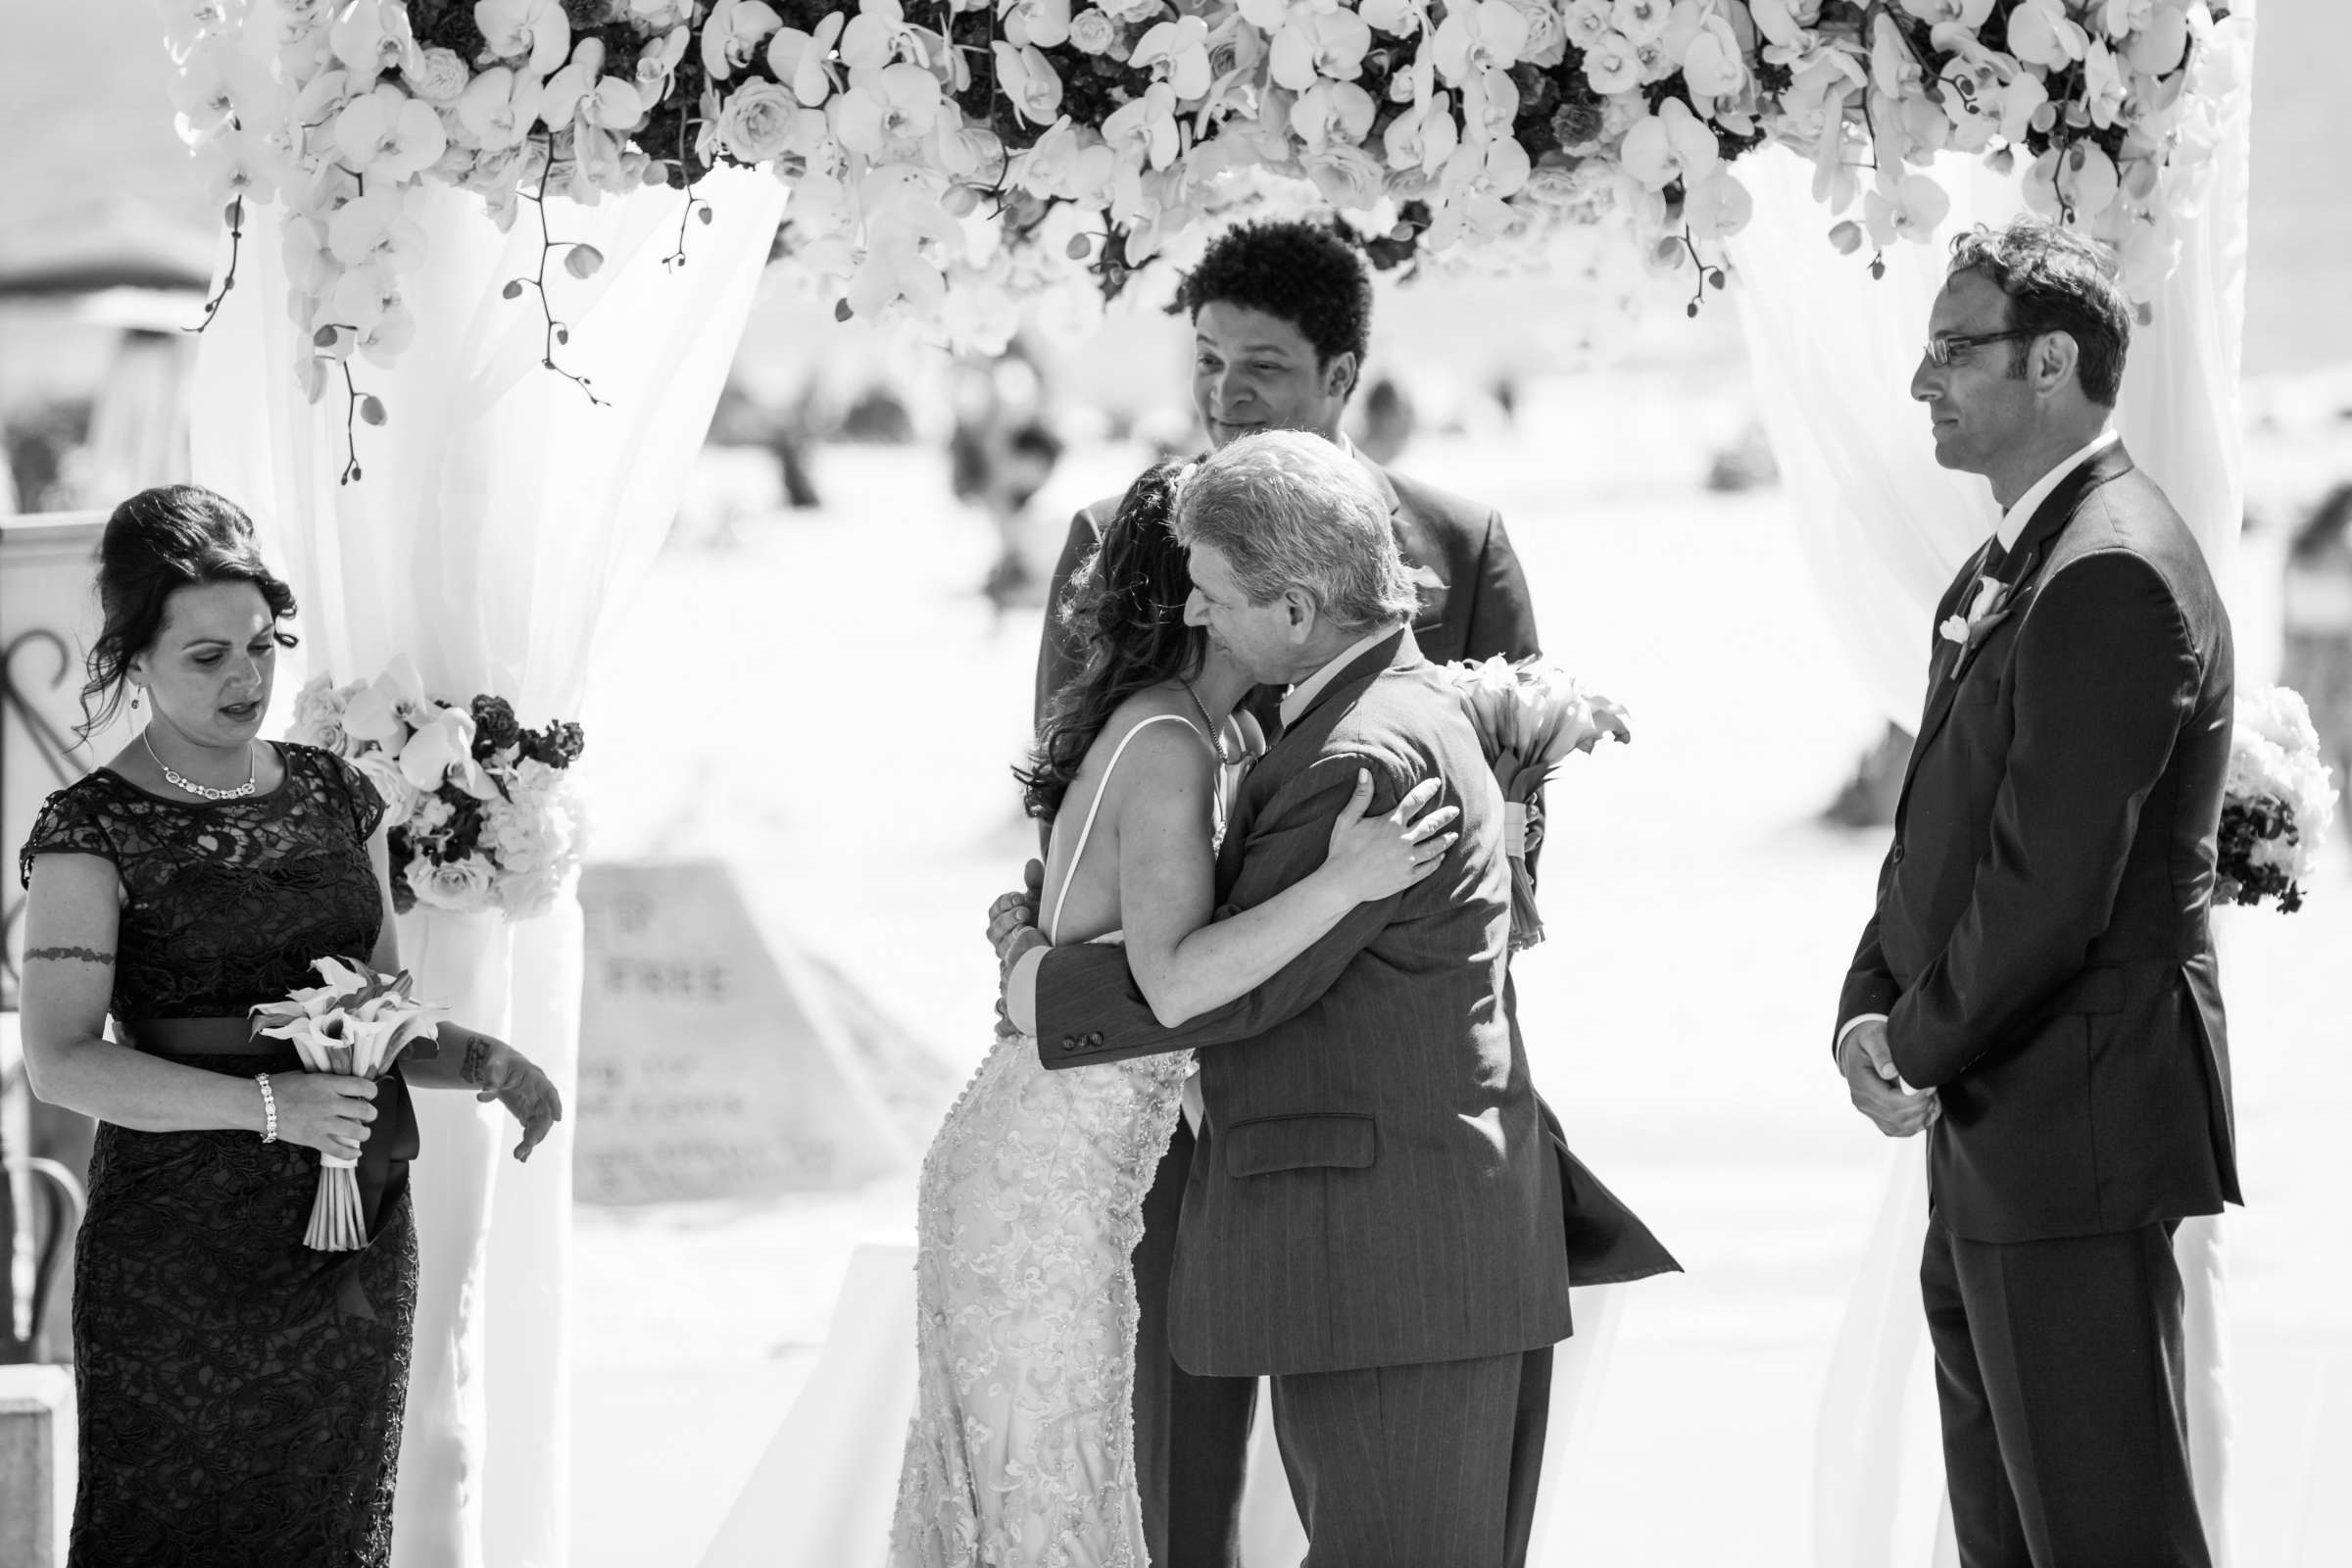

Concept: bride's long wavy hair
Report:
left=1016, top=462, right=1201, bottom=821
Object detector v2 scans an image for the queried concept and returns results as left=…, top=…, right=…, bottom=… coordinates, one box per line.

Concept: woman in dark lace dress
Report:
left=16, top=485, right=562, bottom=1568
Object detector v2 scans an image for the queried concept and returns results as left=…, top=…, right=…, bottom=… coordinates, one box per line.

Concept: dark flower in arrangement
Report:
left=1550, top=98, right=1606, bottom=155
left=471, top=695, right=522, bottom=760
left=2216, top=796, right=2305, bottom=913
left=520, top=720, right=588, bottom=769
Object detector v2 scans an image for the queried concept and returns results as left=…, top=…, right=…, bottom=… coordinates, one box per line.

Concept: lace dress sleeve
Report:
left=19, top=782, right=121, bottom=889
left=309, top=748, right=387, bottom=844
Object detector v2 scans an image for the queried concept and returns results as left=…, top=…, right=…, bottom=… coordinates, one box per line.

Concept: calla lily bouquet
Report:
left=252, top=956, right=446, bottom=1250
left=289, top=654, right=587, bottom=920
left=1446, top=655, right=1632, bottom=950
left=2217, top=683, right=2339, bottom=914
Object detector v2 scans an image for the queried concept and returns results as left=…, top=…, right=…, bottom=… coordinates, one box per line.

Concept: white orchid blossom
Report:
left=1270, top=9, right=1376, bottom=91
left=1433, top=0, right=1529, bottom=85
left=834, top=63, right=948, bottom=155
left=1104, top=80, right=1184, bottom=169
left=2008, top=0, right=2091, bottom=69
left=702, top=0, right=785, bottom=78
left=1620, top=95, right=1719, bottom=191
left=1863, top=169, right=1951, bottom=246
left=768, top=15, right=850, bottom=106
left=1132, top=16, right=1215, bottom=100
left=334, top=84, right=448, bottom=180
left=473, top=0, right=570, bottom=75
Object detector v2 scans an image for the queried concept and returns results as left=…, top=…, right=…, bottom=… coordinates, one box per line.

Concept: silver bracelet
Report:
left=255, top=1072, right=279, bottom=1144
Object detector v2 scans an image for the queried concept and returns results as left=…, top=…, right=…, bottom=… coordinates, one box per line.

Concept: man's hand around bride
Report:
left=987, top=858, right=1044, bottom=961
left=1324, top=772, right=1459, bottom=903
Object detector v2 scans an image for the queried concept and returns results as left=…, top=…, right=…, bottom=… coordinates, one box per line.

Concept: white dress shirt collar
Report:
left=1279, top=623, right=1405, bottom=728
left=1995, top=428, right=2119, bottom=552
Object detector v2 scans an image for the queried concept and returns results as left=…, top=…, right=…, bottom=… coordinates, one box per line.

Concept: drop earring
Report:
left=131, top=687, right=142, bottom=712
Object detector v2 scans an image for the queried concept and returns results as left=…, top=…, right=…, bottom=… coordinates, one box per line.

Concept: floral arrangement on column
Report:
left=165, top=1, right=2243, bottom=454
left=289, top=658, right=589, bottom=918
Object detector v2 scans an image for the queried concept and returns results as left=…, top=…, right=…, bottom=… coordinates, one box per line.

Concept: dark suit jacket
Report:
left=1033, top=455, right=1542, bottom=717
left=1838, top=442, right=2239, bottom=1244
left=1034, top=629, right=1574, bottom=1377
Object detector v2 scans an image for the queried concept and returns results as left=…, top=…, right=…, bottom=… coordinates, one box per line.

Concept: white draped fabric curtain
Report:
left=1725, top=8, right=2258, bottom=1564
left=192, top=167, right=786, bottom=1568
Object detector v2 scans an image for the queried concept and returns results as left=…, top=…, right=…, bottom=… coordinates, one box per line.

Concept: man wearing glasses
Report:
left=1832, top=216, right=2235, bottom=1568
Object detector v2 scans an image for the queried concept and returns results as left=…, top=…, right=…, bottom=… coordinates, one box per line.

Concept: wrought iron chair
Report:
left=3, top=1155, right=82, bottom=1364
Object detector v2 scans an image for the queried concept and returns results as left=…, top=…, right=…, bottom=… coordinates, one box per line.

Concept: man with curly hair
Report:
left=1028, top=219, right=1560, bottom=1568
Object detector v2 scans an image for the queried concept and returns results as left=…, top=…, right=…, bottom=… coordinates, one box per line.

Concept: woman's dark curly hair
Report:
left=79, top=484, right=298, bottom=740
left=1016, top=463, right=1201, bottom=820
left=1173, top=220, right=1374, bottom=383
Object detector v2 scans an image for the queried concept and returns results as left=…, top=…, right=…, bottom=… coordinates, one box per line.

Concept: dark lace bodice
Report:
left=20, top=742, right=385, bottom=1020
left=22, top=742, right=415, bottom=1567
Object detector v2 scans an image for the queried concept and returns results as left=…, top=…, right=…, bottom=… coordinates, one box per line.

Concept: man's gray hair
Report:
left=1173, top=431, right=1418, bottom=631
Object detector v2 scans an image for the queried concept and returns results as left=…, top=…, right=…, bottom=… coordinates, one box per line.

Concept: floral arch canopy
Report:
left=170, top=0, right=2243, bottom=430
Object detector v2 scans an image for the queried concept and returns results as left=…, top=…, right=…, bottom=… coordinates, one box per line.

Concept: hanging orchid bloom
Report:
left=1131, top=15, right=1214, bottom=101
left=1433, top=0, right=1529, bottom=86
left=334, top=84, right=449, bottom=181
left=1619, top=95, right=1718, bottom=192
left=1746, top=0, right=1825, bottom=50
left=1677, top=10, right=1748, bottom=100
left=474, top=0, right=572, bottom=75
left=2082, top=41, right=2130, bottom=128
left=1359, top=0, right=1427, bottom=38
left=1581, top=27, right=1644, bottom=94
left=455, top=66, right=544, bottom=148
left=1685, top=167, right=1754, bottom=242
left=1288, top=78, right=1376, bottom=152
left=1897, top=0, right=1993, bottom=26
left=538, top=38, right=610, bottom=129
left=1382, top=91, right=1459, bottom=173
left=843, top=0, right=930, bottom=74
left=2115, top=0, right=2192, bottom=74
left=324, top=185, right=425, bottom=270
left=329, top=0, right=415, bottom=81
left=992, top=41, right=1066, bottom=124
left=635, top=25, right=693, bottom=101
left=2008, top=0, right=2090, bottom=69
left=1863, top=170, right=1951, bottom=247
left=1012, top=117, right=1119, bottom=202
left=2055, top=139, right=2121, bottom=217
left=833, top=63, right=947, bottom=155
left=1002, top=0, right=1075, bottom=51
left=702, top=0, right=786, bottom=79
left=768, top=14, right=850, bottom=107
left=1103, top=80, right=1183, bottom=171
left=1268, top=9, right=1375, bottom=92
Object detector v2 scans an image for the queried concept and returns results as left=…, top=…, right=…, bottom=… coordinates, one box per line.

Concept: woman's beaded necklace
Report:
left=143, top=728, right=259, bottom=802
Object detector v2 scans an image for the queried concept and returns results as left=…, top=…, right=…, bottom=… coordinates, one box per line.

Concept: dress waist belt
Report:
left=117, top=1015, right=423, bottom=1181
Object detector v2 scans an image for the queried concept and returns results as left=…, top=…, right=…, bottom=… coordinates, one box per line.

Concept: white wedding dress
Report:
left=887, top=712, right=1207, bottom=1567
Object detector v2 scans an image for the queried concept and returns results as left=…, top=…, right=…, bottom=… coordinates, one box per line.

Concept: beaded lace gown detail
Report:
left=890, top=715, right=1214, bottom=1567
left=18, top=744, right=416, bottom=1568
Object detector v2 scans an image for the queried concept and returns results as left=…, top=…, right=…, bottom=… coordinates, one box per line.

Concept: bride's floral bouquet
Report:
left=289, top=655, right=587, bottom=919
left=2217, top=683, right=2339, bottom=914
left=252, top=956, right=446, bottom=1250
left=1446, top=655, right=1632, bottom=951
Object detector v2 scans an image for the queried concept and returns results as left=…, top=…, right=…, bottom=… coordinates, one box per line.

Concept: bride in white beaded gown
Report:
left=888, top=464, right=1458, bottom=1567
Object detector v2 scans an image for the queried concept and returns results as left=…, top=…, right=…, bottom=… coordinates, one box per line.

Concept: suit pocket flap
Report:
left=1223, top=1113, right=1376, bottom=1177
left=2047, top=966, right=2126, bottom=1015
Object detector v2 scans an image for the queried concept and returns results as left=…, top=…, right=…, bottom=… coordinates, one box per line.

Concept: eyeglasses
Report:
left=1923, top=329, right=2034, bottom=367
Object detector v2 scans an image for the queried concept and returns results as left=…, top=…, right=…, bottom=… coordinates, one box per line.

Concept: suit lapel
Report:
left=1892, top=443, right=2136, bottom=828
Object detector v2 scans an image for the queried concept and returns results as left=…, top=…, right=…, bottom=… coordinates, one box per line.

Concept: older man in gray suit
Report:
left=1004, top=431, right=1570, bottom=1564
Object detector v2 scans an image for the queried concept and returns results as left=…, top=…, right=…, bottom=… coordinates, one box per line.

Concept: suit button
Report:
left=1891, top=843, right=1906, bottom=864
left=1060, top=1036, right=1079, bottom=1053
left=1086, top=1031, right=1103, bottom=1047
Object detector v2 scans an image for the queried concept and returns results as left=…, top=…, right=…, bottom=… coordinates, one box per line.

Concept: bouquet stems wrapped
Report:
left=250, top=956, right=445, bottom=1250
left=1448, top=657, right=1633, bottom=951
